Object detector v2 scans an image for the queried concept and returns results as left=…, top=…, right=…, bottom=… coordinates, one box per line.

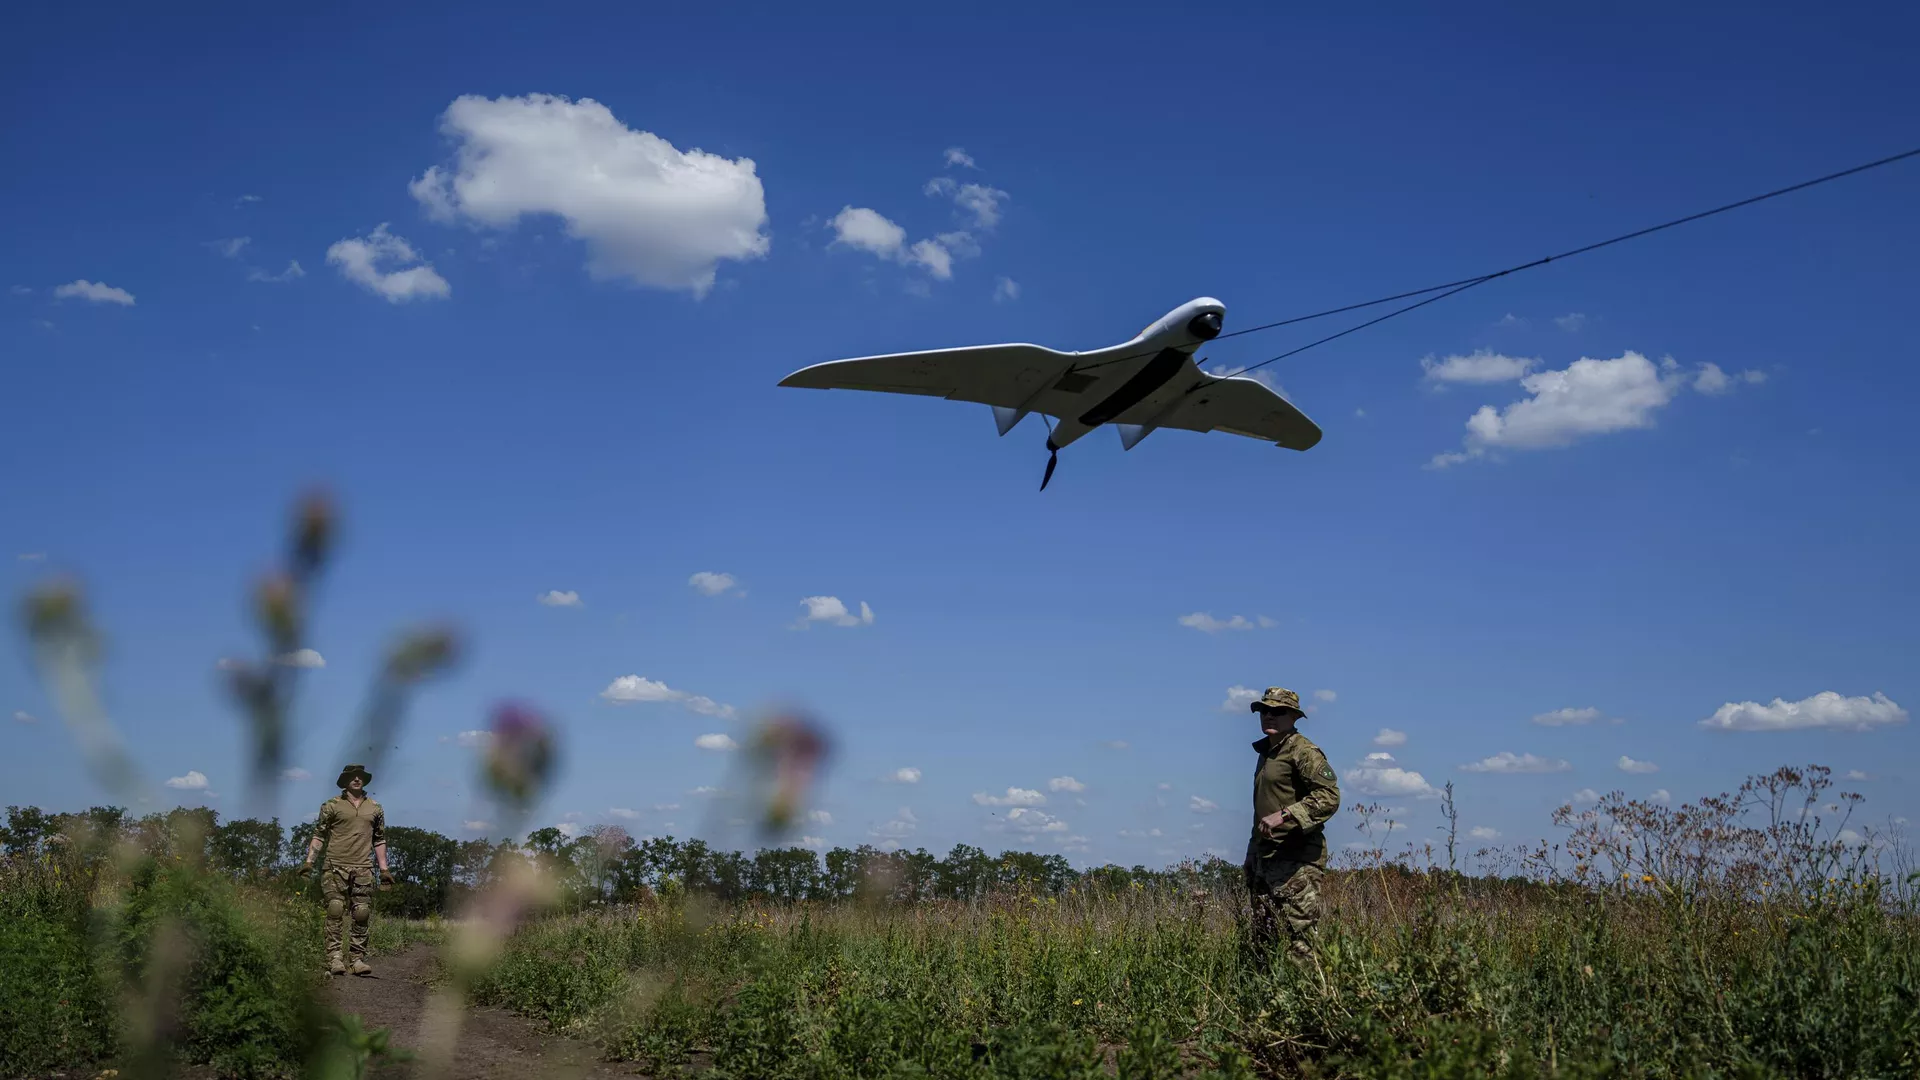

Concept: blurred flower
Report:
left=253, top=573, right=300, bottom=650
left=748, top=710, right=830, bottom=834
left=483, top=700, right=556, bottom=808
left=23, top=578, right=97, bottom=656
left=385, top=626, right=459, bottom=683
left=289, top=489, right=336, bottom=579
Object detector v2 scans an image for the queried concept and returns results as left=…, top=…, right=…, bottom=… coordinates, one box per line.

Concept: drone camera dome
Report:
left=1187, top=311, right=1223, bottom=340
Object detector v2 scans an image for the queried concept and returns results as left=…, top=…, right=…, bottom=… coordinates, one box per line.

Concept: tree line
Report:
left=4, top=803, right=1248, bottom=917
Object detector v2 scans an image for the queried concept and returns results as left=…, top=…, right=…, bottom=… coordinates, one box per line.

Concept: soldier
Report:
left=1242, top=687, right=1340, bottom=961
left=304, top=763, right=389, bottom=976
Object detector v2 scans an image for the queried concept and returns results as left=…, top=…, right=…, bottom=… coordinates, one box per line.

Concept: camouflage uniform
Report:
left=313, top=766, right=386, bottom=970
left=1242, top=688, right=1340, bottom=960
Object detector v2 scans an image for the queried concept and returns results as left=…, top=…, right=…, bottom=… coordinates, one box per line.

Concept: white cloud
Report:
left=1691, top=363, right=1768, bottom=396
left=555, top=822, right=582, bottom=839
left=994, top=806, right=1068, bottom=835
left=828, top=207, right=957, bottom=280
left=1617, top=756, right=1659, bottom=774
left=455, top=730, right=492, bottom=748
left=1373, top=728, right=1407, bottom=747
left=872, top=806, right=918, bottom=844
left=1426, top=351, right=1746, bottom=468
left=247, top=261, right=306, bottom=283
left=808, top=809, right=832, bottom=826
left=14, top=710, right=39, bottom=724
left=463, top=820, right=492, bottom=832
left=608, top=808, right=640, bottom=820
left=53, top=280, right=135, bottom=306
left=1313, top=689, right=1337, bottom=703
left=1049, top=776, right=1086, bottom=793
left=796, top=596, right=874, bottom=628
left=1496, top=313, right=1528, bottom=328
left=947, top=183, right=1009, bottom=229
left=1844, top=770, right=1873, bottom=781
left=1179, top=612, right=1272, bottom=633
left=1469, top=826, right=1501, bottom=840
left=1421, top=350, right=1535, bottom=384
left=1532, top=707, right=1604, bottom=726
left=326, top=224, right=450, bottom=303
left=600, top=675, right=735, bottom=718
left=688, top=571, right=739, bottom=597
left=1570, top=788, right=1600, bottom=805
left=10, top=285, right=32, bottom=296
left=694, top=733, right=737, bottom=752
left=1102, top=740, right=1130, bottom=751
left=943, top=147, right=977, bottom=169
left=237, top=194, right=262, bottom=205
left=537, top=590, right=583, bottom=607
left=973, top=787, right=1045, bottom=808
left=1554, top=313, right=1587, bottom=332
left=1189, top=796, right=1218, bottom=814
left=282, top=767, right=310, bottom=781
left=410, top=93, right=768, bottom=296
left=208, top=237, right=251, bottom=259
left=1460, top=752, right=1572, bottom=774
left=1350, top=754, right=1440, bottom=798
left=993, top=276, right=1020, bottom=303
left=799, top=835, right=826, bottom=850
left=1221, top=685, right=1260, bottom=712
left=275, top=648, right=325, bottom=668
left=1698, top=691, right=1908, bottom=733
left=1649, top=789, right=1672, bottom=804
left=166, top=770, right=210, bottom=791
left=886, top=767, right=922, bottom=784
left=17, top=553, right=46, bottom=561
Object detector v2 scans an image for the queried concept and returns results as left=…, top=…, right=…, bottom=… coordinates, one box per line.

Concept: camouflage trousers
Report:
left=1243, top=857, right=1325, bottom=961
left=321, top=865, right=375, bottom=961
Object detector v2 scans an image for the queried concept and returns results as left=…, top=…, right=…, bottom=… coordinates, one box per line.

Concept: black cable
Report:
left=1075, top=144, right=1920, bottom=380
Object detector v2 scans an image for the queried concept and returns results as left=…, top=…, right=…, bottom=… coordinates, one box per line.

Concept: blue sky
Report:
left=4, top=4, right=1917, bottom=870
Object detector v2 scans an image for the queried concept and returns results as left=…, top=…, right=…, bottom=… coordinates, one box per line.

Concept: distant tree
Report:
left=210, top=817, right=285, bottom=879
left=2, top=805, right=54, bottom=858
left=749, top=846, right=822, bottom=903
left=936, top=843, right=994, bottom=900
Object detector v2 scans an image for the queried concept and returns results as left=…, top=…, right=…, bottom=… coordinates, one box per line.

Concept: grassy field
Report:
left=466, top=860, right=1919, bottom=1079
left=6, top=766, right=1917, bottom=1079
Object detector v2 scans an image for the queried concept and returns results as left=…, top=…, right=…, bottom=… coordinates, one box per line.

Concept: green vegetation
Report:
left=6, top=767, right=1916, bottom=1078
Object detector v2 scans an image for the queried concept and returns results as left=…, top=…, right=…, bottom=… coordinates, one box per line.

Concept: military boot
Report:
left=351, top=959, right=373, bottom=977
left=328, top=955, right=346, bottom=976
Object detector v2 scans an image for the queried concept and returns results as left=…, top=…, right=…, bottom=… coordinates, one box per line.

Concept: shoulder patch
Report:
left=1319, top=763, right=1336, bottom=781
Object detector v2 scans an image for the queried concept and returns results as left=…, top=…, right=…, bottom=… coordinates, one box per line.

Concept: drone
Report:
left=777, top=297, right=1321, bottom=490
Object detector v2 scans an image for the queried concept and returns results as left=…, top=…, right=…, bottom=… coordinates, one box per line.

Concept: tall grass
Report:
left=465, top=775, right=1919, bottom=1079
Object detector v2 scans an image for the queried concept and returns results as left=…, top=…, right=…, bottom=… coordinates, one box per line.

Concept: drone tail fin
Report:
left=1116, top=423, right=1155, bottom=451
left=991, top=405, right=1028, bottom=436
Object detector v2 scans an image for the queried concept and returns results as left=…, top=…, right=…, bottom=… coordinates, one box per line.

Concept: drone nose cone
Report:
left=1188, top=310, right=1223, bottom=340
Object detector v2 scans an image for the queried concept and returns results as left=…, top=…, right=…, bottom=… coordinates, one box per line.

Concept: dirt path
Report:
left=328, top=945, right=644, bottom=1080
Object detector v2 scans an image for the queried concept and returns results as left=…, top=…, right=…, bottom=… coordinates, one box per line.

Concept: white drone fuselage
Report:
left=1029, top=296, right=1228, bottom=452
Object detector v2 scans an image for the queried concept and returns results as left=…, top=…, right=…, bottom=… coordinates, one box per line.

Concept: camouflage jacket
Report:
left=1248, top=730, right=1340, bottom=866
left=315, top=794, right=385, bottom=870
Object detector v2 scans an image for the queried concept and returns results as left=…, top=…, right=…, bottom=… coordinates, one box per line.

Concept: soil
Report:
left=328, top=944, right=645, bottom=1080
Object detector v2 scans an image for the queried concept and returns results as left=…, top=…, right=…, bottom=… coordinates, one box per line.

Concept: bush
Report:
left=0, top=854, right=118, bottom=1075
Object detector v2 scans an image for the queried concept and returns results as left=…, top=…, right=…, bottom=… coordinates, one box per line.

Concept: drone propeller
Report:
left=1040, top=445, right=1059, bottom=491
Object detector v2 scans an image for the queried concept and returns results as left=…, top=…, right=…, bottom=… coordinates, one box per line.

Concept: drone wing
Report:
left=778, top=343, right=1086, bottom=415
left=1156, top=372, right=1323, bottom=451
